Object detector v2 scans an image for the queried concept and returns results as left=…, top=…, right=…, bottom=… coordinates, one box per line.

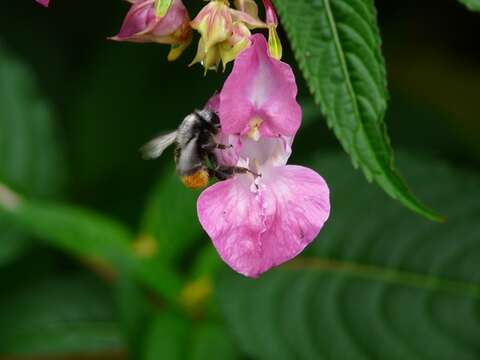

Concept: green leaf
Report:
left=0, top=273, right=123, bottom=356
left=190, top=324, right=239, bottom=360
left=217, top=152, right=480, bottom=360
left=143, top=314, right=239, bottom=360
left=0, top=43, right=65, bottom=265
left=0, top=221, right=28, bottom=266
left=272, top=0, right=441, bottom=221
left=191, top=245, right=223, bottom=278
left=143, top=313, right=191, bottom=360
left=0, top=188, right=183, bottom=303
left=0, top=44, right=64, bottom=199
left=140, top=170, right=203, bottom=266
left=458, top=0, right=480, bottom=11
left=115, top=272, right=154, bottom=357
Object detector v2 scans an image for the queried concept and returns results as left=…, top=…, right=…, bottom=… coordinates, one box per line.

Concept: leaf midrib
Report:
left=286, top=257, right=480, bottom=299
left=321, top=0, right=390, bottom=182
left=314, top=0, right=441, bottom=221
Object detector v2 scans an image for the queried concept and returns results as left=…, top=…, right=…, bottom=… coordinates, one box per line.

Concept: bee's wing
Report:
left=141, top=131, right=178, bottom=159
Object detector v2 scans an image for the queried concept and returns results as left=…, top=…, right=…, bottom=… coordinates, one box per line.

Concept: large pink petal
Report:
left=258, top=165, right=330, bottom=273
left=197, top=177, right=266, bottom=276
left=197, top=165, right=330, bottom=277
left=219, top=34, right=301, bottom=137
left=36, top=0, right=50, bottom=6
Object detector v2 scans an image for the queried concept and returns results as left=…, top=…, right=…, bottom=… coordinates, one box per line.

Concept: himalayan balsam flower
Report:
left=190, top=0, right=266, bottom=71
left=111, top=0, right=192, bottom=61
left=198, top=35, right=330, bottom=278
left=36, top=0, right=49, bottom=6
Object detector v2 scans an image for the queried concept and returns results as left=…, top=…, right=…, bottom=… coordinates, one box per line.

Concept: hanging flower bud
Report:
left=191, top=1, right=233, bottom=52
left=190, top=0, right=266, bottom=72
left=262, top=0, right=282, bottom=59
left=111, top=0, right=192, bottom=61
left=36, top=0, right=50, bottom=6
left=190, top=0, right=232, bottom=71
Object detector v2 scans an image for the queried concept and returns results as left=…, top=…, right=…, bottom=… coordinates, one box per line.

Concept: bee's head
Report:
left=196, top=108, right=220, bottom=129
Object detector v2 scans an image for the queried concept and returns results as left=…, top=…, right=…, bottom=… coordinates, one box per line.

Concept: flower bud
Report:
left=191, top=1, right=233, bottom=51
left=218, top=21, right=251, bottom=69
left=262, top=0, right=282, bottom=59
left=190, top=0, right=266, bottom=72
left=111, top=0, right=192, bottom=61
left=234, top=0, right=259, bottom=18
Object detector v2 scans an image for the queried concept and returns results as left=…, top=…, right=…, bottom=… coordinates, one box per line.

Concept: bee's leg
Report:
left=207, top=168, right=230, bottom=181
left=210, top=166, right=260, bottom=180
left=215, top=144, right=233, bottom=150
left=227, top=166, right=260, bottom=177
left=201, top=141, right=233, bottom=151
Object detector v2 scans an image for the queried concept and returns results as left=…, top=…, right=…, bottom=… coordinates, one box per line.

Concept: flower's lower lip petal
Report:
left=197, top=178, right=266, bottom=277
left=197, top=165, right=330, bottom=278
left=259, top=165, right=330, bottom=270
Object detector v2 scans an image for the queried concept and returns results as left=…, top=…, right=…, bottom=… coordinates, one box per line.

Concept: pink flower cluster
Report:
left=35, top=0, right=331, bottom=277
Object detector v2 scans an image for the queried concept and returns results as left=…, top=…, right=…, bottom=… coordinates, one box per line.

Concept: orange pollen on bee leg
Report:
left=181, top=170, right=210, bottom=189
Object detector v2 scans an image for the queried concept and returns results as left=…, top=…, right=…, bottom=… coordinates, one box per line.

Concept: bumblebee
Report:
left=142, top=108, right=251, bottom=189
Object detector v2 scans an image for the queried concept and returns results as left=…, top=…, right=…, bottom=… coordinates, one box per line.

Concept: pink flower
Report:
left=197, top=35, right=330, bottom=278
left=111, top=0, right=192, bottom=61
left=219, top=34, right=301, bottom=139
left=36, top=0, right=50, bottom=6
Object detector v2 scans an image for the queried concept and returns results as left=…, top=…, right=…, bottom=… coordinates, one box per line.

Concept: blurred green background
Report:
left=0, top=1, right=479, bottom=359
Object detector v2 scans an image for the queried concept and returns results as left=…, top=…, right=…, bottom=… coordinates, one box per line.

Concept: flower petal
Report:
left=214, top=133, right=242, bottom=167
left=197, top=165, right=330, bottom=277
left=113, top=0, right=155, bottom=41
left=197, top=177, right=266, bottom=276
left=219, top=34, right=301, bottom=137
left=36, top=0, right=50, bottom=7
left=259, top=165, right=330, bottom=272
left=206, top=94, right=242, bottom=167
left=149, top=0, right=191, bottom=41
left=190, top=1, right=232, bottom=50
